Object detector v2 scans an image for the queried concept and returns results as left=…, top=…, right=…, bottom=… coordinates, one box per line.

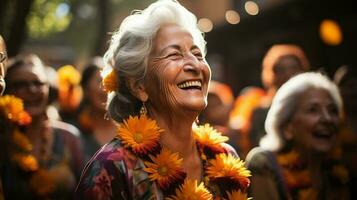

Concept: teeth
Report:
left=178, top=81, right=202, bottom=89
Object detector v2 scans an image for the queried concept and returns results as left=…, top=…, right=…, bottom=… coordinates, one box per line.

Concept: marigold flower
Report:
left=12, top=129, right=32, bottom=152
left=166, top=179, right=212, bottom=200
left=57, top=65, right=81, bottom=85
left=30, top=169, right=55, bottom=196
left=194, top=124, right=228, bottom=152
left=144, top=148, right=185, bottom=190
left=102, top=70, right=118, bottom=93
left=226, top=189, right=251, bottom=200
left=118, top=114, right=162, bottom=156
left=0, top=95, right=32, bottom=125
left=13, top=154, right=39, bottom=172
left=206, top=153, right=251, bottom=190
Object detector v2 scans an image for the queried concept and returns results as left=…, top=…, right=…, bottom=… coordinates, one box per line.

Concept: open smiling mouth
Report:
left=177, top=80, right=202, bottom=90
left=312, top=129, right=336, bottom=139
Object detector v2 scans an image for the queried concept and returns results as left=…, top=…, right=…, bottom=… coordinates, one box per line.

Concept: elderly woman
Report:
left=3, top=54, right=84, bottom=199
left=76, top=0, right=250, bottom=199
left=246, top=72, right=349, bottom=199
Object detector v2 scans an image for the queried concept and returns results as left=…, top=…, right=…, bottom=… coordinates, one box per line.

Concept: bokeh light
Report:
left=319, top=19, right=343, bottom=46
left=225, top=10, right=240, bottom=25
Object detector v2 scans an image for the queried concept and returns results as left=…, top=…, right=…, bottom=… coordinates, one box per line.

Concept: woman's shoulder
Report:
left=245, top=147, right=276, bottom=173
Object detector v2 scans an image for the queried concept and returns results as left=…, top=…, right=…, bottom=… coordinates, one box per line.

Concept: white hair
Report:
left=260, top=72, right=343, bottom=151
left=102, top=0, right=206, bottom=122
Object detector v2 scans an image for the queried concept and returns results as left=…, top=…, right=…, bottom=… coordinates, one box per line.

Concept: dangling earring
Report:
left=140, top=102, right=147, bottom=115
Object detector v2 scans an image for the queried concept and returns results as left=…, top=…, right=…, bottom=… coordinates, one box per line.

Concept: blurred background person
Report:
left=248, top=44, right=310, bottom=149
left=76, top=57, right=116, bottom=162
left=199, top=80, right=241, bottom=152
left=3, top=54, right=84, bottom=199
left=334, top=64, right=357, bottom=199
left=246, top=72, right=349, bottom=199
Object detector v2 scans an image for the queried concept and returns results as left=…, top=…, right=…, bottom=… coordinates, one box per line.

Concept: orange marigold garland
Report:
left=118, top=114, right=163, bottom=158
left=0, top=95, right=55, bottom=196
left=0, top=95, right=31, bottom=125
left=166, top=179, right=213, bottom=200
left=206, top=153, right=251, bottom=198
left=102, top=69, right=118, bottom=93
left=144, top=148, right=186, bottom=194
left=194, top=124, right=228, bottom=155
left=116, top=114, right=251, bottom=199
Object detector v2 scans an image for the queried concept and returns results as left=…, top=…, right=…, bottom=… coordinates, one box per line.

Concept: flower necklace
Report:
left=277, top=149, right=349, bottom=199
left=117, top=114, right=251, bottom=199
left=0, top=95, right=55, bottom=197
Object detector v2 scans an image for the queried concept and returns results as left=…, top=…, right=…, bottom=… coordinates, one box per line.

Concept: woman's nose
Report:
left=182, top=53, right=200, bottom=73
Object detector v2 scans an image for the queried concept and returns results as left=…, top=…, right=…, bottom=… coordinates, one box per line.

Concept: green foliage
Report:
left=27, top=0, right=72, bottom=38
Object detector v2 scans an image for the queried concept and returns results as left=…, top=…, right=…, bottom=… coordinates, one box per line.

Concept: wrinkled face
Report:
left=145, top=24, right=211, bottom=115
left=6, top=64, right=49, bottom=117
left=86, top=69, right=107, bottom=111
left=285, top=88, right=340, bottom=153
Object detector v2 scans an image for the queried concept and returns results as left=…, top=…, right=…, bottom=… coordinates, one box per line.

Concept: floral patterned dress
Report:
left=76, top=138, right=243, bottom=200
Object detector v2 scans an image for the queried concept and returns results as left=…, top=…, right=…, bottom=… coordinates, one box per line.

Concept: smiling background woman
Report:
left=76, top=0, right=251, bottom=199
left=246, top=72, right=350, bottom=199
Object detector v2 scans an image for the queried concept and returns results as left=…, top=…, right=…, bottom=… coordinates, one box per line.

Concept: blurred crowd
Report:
left=1, top=28, right=356, bottom=199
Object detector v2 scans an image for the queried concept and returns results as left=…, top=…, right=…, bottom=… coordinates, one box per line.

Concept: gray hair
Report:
left=260, top=72, right=343, bottom=151
left=103, top=0, right=206, bottom=122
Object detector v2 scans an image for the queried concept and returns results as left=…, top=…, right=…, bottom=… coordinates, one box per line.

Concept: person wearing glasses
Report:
left=2, top=54, right=84, bottom=199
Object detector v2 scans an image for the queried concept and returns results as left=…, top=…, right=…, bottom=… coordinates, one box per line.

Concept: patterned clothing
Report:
left=1, top=121, right=85, bottom=200
left=76, top=138, right=238, bottom=200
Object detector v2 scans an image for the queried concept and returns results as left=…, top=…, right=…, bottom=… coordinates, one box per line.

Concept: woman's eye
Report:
left=167, top=52, right=182, bottom=58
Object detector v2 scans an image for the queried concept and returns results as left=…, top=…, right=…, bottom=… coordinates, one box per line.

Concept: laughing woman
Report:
left=76, top=0, right=251, bottom=199
left=246, top=72, right=350, bottom=200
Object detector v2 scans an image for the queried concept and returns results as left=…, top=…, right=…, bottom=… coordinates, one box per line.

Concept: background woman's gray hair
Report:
left=102, top=0, right=207, bottom=123
left=259, top=72, right=343, bottom=151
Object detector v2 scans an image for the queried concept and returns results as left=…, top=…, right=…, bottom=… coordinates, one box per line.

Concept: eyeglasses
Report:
left=8, top=80, right=47, bottom=91
left=0, top=52, right=7, bottom=63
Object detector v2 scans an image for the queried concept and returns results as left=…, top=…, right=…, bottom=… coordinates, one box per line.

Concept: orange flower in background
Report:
left=30, top=169, right=55, bottom=196
left=194, top=124, right=228, bottom=151
left=102, top=70, right=118, bottom=93
left=206, top=153, right=251, bottom=190
left=13, top=154, right=39, bottom=172
left=226, top=189, right=251, bottom=200
left=166, top=179, right=212, bottom=200
left=0, top=95, right=32, bottom=125
left=118, top=114, right=162, bottom=155
left=12, top=129, right=32, bottom=152
left=144, top=148, right=185, bottom=189
left=57, top=65, right=82, bottom=112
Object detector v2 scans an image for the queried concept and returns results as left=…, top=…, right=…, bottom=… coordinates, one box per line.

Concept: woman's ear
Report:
left=283, top=124, right=294, bottom=141
left=127, top=78, right=148, bottom=102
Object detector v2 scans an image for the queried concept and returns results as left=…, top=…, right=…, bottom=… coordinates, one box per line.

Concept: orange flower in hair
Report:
left=102, top=70, right=118, bottom=93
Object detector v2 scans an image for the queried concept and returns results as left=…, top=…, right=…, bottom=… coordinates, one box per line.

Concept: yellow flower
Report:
left=144, top=148, right=185, bottom=189
left=13, top=154, right=39, bottom=172
left=30, top=169, right=55, bottom=196
left=0, top=95, right=32, bottom=125
left=57, top=65, right=81, bottom=85
left=194, top=124, right=228, bottom=151
left=102, top=70, right=118, bottom=93
left=118, top=114, right=162, bottom=155
left=226, top=189, right=251, bottom=200
left=206, top=153, right=251, bottom=190
left=12, top=129, right=32, bottom=152
left=166, top=179, right=212, bottom=200
left=277, top=150, right=300, bottom=167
